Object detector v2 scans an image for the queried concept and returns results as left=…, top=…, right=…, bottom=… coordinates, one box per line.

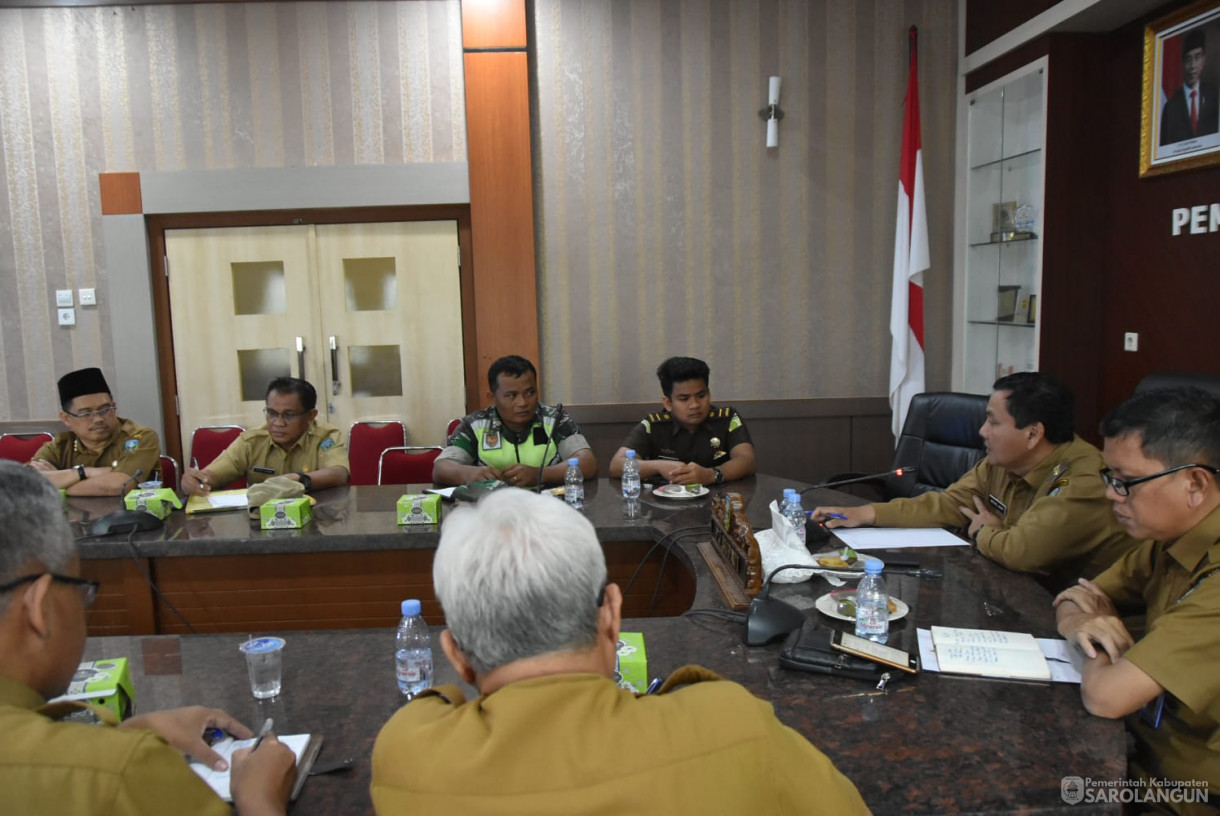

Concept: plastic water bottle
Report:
left=783, top=491, right=806, bottom=546
left=779, top=488, right=795, bottom=516
left=564, top=458, right=584, bottom=509
left=395, top=599, right=433, bottom=697
left=621, top=450, right=641, bottom=500
left=855, top=560, right=889, bottom=643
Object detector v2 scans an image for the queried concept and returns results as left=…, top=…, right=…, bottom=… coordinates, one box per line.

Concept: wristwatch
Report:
left=295, top=472, right=312, bottom=492
left=75, top=464, right=87, bottom=482
left=713, top=467, right=724, bottom=485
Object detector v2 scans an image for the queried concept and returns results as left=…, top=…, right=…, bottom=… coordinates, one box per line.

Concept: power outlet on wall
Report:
left=1123, top=332, right=1139, bottom=352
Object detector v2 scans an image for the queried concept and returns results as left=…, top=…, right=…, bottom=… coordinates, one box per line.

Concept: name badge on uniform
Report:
left=483, top=431, right=501, bottom=450
left=986, top=494, right=1008, bottom=516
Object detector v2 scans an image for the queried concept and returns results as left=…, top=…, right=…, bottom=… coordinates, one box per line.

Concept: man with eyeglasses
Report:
left=29, top=367, right=161, bottom=496
left=813, top=372, right=1140, bottom=591
left=0, top=461, right=296, bottom=814
left=371, top=488, right=868, bottom=814
left=182, top=377, right=349, bottom=496
left=1055, top=387, right=1220, bottom=809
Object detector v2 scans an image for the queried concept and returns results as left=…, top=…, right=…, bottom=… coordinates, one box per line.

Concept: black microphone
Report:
left=88, top=469, right=165, bottom=536
left=536, top=403, right=564, bottom=491
left=744, top=563, right=817, bottom=646
left=798, top=465, right=918, bottom=495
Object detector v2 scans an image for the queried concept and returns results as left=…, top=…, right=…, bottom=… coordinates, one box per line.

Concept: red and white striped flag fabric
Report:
left=889, top=26, right=929, bottom=440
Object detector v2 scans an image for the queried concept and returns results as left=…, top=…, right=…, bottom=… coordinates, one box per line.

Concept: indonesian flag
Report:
left=889, top=26, right=929, bottom=440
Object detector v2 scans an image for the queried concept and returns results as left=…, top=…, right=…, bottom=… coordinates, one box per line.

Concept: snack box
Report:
left=260, top=497, right=312, bottom=530
left=123, top=488, right=183, bottom=520
left=397, top=493, right=441, bottom=525
left=49, top=658, right=135, bottom=722
left=615, top=632, right=648, bottom=693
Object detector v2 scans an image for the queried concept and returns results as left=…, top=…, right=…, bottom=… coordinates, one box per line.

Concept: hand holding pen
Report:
left=230, top=718, right=296, bottom=814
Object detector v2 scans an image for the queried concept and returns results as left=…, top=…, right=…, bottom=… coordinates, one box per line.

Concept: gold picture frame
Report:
left=1140, top=0, right=1220, bottom=177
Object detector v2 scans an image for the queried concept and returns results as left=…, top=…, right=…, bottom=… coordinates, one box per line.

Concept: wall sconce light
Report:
left=759, top=76, right=783, bottom=149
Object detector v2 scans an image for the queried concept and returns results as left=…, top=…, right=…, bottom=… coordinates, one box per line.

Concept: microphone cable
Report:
left=621, top=525, right=706, bottom=609
left=123, top=525, right=198, bottom=635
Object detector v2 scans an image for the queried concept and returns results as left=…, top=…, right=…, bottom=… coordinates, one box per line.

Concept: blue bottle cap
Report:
left=626, top=449, right=636, bottom=458
left=864, top=560, right=885, bottom=575
left=401, top=599, right=422, bottom=616
left=568, top=458, right=579, bottom=466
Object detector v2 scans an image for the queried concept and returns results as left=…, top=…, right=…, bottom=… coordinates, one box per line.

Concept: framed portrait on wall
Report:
left=1140, top=0, right=1220, bottom=177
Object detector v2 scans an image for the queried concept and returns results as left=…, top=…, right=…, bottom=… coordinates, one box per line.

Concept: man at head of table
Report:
left=28, top=366, right=160, bottom=496
left=608, top=356, right=757, bottom=487
left=432, top=354, right=597, bottom=487
left=181, top=377, right=350, bottom=496
left=0, top=461, right=295, bottom=815
left=370, top=487, right=868, bottom=815
left=812, top=371, right=1140, bottom=592
left=1056, top=387, right=1220, bottom=812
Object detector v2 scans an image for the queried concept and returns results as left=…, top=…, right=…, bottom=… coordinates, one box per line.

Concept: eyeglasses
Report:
left=263, top=408, right=306, bottom=422
left=1101, top=464, right=1220, bottom=497
left=0, top=573, right=99, bottom=607
left=64, top=403, right=116, bottom=420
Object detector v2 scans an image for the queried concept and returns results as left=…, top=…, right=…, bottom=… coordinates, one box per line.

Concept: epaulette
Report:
left=647, top=411, right=671, bottom=423
left=709, top=407, right=731, bottom=419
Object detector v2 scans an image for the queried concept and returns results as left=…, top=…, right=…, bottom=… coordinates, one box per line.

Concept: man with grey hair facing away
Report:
left=0, top=461, right=296, bottom=815
left=370, top=488, right=868, bottom=815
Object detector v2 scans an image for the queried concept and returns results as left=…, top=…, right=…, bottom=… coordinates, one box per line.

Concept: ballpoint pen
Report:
left=251, top=717, right=273, bottom=751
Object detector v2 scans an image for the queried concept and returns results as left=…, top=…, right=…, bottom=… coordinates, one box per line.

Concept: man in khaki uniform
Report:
left=29, top=367, right=160, bottom=496
left=183, top=377, right=349, bottom=495
left=0, top=461, right=295, bottom=815
left=371, top=488, right=868, bottom=815
left=813, top=372, right=1140, bottom=591
left=1056, top=387, right=1220, bottom=814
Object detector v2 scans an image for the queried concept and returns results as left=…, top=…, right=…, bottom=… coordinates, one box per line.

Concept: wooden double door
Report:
left=165, top=221, right=465, bottom=450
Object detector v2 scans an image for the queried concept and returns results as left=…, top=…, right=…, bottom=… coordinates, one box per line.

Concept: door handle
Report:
left=329, top=336, right=340, bottom=395
left=296, top=336, right=306, bottom=378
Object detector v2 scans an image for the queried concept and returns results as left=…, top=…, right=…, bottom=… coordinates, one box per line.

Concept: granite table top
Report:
left=76, top=476, right=1124, bottom=814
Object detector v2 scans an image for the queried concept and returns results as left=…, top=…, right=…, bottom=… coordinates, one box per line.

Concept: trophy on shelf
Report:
left=991, top=202, right=1038, bottom=242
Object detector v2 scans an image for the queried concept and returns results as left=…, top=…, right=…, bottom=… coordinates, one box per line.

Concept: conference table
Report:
left=72, top=476, right=1124, bottom=814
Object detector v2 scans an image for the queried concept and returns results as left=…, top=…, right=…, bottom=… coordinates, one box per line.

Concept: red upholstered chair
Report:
left=157, top=455, right=180, bottom=491
left=0, top=432, right=55, bottom=463
left=378, top=447, right=443, bottom=486
left=189, top=425, right=246, bottom=488
left=348, top=420, right=406, bottom=486
left=445, top=417, right=461, bottom=440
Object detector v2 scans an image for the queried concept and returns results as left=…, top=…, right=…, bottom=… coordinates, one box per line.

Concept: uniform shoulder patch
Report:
left=124, top=439, right=139, bottom=453
left=647, top=412, right=669, bottom=423
left=320, top=438, right=335, bottom=450
left=1048, top=477, right=1070, bottom=497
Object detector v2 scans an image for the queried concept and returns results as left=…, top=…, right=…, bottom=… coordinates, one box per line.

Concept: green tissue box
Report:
left=615, top=632, right=647, bottom=693
left=260, top=497, right=312, bottom=530
left=52, top=658, right=135, bottom=722
left=123, top=488, right=182, bottom=519
left=397, top=493, right=440, bottom=525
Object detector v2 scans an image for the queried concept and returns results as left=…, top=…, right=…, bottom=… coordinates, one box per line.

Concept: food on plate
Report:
left=817, top=546, right=860, bottom=569
left=835, top=594, right=899, bottom=617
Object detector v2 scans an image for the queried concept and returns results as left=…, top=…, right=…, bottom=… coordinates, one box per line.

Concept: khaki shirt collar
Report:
left=1165, top=503, right=1220, bottom=576
left=1020, top=436, right=1077, bottom=489
left=0, top=675, right=48, bottom=711
left=70, top=416, right=130, bottom=456
left=264, top=421, right=317, bottom=454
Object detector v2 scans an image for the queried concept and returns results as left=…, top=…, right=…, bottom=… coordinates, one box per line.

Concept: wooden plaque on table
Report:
left=699, top=493, right=764, bottom=611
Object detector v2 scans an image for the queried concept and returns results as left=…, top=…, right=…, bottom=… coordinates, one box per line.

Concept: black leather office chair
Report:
left=1134, top=371, right=1220, bottom=399
left=828, top=391, right=989, bottom=502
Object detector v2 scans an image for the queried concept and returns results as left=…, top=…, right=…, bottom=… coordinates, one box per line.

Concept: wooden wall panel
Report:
left=463, top=50, right=539, bottom=374
left=98, top=172, right=143, bottom=215
left=461, top=0, right=527, bottom=49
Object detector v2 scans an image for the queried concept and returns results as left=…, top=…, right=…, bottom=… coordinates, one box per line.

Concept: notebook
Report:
left=190, top=733, right=322, bottom=801
left=929, top=626, right=1052, bottom=681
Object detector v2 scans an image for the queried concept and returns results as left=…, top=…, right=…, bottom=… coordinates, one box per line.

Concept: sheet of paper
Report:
left=426, top=487, right=457, bottom=499
left=190, top=734, right=311, bottom=801
left=185, top=489, right=249, bottom=515
left=917, top=629, right=1082, bottom=684
left=208, top=494, right=248, bottom=508
left=833, top=527, right=969, bottom=551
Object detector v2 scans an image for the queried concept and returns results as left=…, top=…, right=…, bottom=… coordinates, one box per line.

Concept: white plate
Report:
left=815, top=591, right=910, bottom=623
left=654, top=484, right=710, bottom=499
left=808, top=550, right=883, bottom=573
